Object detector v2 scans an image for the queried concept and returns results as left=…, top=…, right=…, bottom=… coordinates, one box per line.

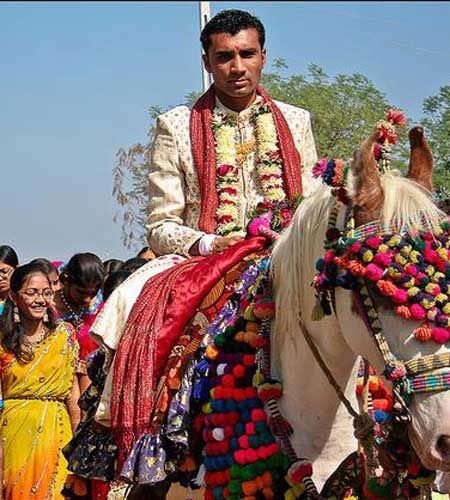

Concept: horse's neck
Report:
left=271, top=190, right=360, bottom=488
left=274, top=315, right=360, bottom=489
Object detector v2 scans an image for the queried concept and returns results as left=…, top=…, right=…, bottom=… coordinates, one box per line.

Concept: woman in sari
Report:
left=0, top=263, right=79, bottom=499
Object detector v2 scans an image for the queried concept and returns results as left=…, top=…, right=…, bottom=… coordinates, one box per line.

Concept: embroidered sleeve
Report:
left=299, top=111, right=320, bottom=197
left=147, top=115, right=205, bottom=256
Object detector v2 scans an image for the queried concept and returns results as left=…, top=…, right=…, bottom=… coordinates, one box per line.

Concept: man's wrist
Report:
left=198, top=234, right=218, bottom=256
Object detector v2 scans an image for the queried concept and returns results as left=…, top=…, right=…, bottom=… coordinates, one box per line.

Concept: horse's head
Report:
left=334, top=125, right=450, bottom=472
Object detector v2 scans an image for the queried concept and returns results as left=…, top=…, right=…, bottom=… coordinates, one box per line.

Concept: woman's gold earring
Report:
left=13, top=306, right=20, bottom=323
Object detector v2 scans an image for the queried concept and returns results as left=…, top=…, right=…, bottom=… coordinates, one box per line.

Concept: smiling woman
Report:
left=0, top=263, right=79, bottom=499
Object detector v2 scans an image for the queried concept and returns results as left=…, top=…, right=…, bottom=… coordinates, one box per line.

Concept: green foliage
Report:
left=422, top=85, right=450, bottom=199
left=261, top=61, right=401, bottom=162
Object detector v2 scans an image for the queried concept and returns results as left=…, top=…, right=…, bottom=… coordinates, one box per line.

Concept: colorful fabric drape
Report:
left=111, top=236, right=268, bottom=462
left=0, top=321, right=78, bottom=499
left=190, top=85, right=303, bottom=234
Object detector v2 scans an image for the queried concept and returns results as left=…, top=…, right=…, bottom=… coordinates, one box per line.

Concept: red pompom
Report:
left=251, top=408, right=266, bottom=422
left=238, top=435, right=250, bottom=449
left=245, top=422, right=256, bottom=435
left=222, top=374, right=235, bottom=387
left=233, top=364, right=246, bottom=378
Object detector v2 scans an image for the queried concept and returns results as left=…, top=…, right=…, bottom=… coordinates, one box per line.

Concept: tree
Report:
left=261, top=61, right=402, bottom=162
left=112, top=63, right=412, bottom=249
left=422, top=85, right=450, bottom=201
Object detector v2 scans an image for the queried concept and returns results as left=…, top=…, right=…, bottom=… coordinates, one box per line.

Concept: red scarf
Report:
left=111, top=236, right=268, bottom=462
left=190, top=85, right=303, bottom=234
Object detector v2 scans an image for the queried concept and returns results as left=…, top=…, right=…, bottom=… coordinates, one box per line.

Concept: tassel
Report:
left=311, top=301, right=324, bottom=321
left=267, top=398, right=294, bottom=436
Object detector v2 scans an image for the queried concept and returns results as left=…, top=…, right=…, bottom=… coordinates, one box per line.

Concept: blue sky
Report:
left=1, top=1, right=449, bottom=263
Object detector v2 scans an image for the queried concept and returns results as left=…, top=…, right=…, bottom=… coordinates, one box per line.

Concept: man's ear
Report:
left=202, top=53, right=212, bottom=73
left=261, top=48, right=267, bottom=67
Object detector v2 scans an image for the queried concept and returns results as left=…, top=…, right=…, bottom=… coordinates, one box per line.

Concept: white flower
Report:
left=256, top=113, right=278, bottom=154
left=215, top=125, right=236, bottom=165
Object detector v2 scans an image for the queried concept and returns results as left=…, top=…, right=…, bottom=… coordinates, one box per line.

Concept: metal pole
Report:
left=199, top=1, right=212, bottom=92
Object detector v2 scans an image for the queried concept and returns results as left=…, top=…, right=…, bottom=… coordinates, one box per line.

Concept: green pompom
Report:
left=413, top=238, right=426, bottom=252
left=214, top=334, right=226, bottom=347
left=228, top=479, right=242, bottom=495
left=366, top=477, right=392, bottom=497
left=230, top=464, right=241, bottom=479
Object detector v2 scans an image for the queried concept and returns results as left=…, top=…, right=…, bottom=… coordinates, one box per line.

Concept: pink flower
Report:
left=312, top=158, right=328, bottom=179
left=256, top=200, right=273, bottom=211
left=217, top=164, right=235, bottom=176
left=221, top=187, right=237, bottom=195
left=386, top=109, right=407, bottom=127
left=267, top=151, right=281, bottom=161
left=280, top=208, right=293, bottom=227
left=247, top=211, right=272, bottom=237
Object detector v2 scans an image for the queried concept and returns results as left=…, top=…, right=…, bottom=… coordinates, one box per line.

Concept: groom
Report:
left=104, top=9, right=319, bottom=500
left=147, top=8, right=318, bottom=258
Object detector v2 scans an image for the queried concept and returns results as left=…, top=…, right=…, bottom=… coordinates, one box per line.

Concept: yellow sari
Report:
left=0, top=321, right=78, bottom=499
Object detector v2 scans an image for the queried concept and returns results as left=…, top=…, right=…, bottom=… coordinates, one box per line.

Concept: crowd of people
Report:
left=0, top=244, right=156, bottom=499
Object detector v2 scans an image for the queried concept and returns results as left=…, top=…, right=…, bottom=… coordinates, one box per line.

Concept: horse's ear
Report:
left=407, top=126, right=433, bottom=193
left=351, top=129, right=384, bottom=226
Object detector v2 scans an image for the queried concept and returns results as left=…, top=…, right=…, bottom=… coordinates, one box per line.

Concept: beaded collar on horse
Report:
left=312, top=112, right=450, bottom=405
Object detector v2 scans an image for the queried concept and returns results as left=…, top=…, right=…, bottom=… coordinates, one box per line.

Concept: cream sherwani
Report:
left=147, top=96, right=319, bottom=257
left=93, top=96, right=318, bottom=426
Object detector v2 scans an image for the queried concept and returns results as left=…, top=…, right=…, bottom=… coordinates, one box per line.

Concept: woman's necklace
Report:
left=60, top=290, right=85, bottom=328
left=23, top=325, right=49, bottom=351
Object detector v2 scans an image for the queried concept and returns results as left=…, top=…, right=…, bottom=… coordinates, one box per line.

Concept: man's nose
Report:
left=231, top=56, right=245, bottom=73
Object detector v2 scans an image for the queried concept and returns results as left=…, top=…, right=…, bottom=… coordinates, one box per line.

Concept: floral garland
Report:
left=211, top=103, right=291, bottom=237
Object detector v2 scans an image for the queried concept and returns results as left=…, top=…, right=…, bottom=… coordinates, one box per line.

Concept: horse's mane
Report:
left=271, top=171, right=445, bottom=371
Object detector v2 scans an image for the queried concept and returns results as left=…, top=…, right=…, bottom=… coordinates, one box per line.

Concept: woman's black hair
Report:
left=29, top=258, right=55, bottom=276
left=0, top=263, right=56, bottom=364
left=103, top=270, right=131, bottom=301
left=0, top=245, right=19, bottom=268
left=103, top=258, right=123, bottom=277
left=120, top=257, right=147, bottom=274
left=63, top=253, right=105, bottom=287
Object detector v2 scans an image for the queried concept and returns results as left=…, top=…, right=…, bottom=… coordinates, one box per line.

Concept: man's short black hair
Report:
left=200, top=9, right=265, bottom=54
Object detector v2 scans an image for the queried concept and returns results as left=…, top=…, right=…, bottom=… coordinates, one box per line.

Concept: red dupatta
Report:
left=111, top=237, right=268, bottom=461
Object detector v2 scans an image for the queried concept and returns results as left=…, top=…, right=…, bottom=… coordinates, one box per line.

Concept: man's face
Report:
left=203, top=28, right=266, bottom=101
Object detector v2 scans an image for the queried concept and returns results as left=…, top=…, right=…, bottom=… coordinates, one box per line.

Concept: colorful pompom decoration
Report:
left=314, top=217, right=450, bottom=345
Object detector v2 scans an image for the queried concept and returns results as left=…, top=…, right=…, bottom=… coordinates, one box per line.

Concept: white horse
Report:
left=271, top=126, right=450, bottom=490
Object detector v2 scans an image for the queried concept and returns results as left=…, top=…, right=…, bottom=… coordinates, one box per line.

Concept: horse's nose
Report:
left=436, top=435, right=450, bottom=462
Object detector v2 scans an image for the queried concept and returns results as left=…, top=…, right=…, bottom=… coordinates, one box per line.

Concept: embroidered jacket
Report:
left=147, top=97, right=318, bottom=256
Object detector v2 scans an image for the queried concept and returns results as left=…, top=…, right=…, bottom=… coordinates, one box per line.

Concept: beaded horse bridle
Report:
left=314, top=198, right=450, bottom=423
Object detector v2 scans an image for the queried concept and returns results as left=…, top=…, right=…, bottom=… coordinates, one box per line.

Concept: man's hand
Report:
left=211, top=235, right=245, bottom=254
